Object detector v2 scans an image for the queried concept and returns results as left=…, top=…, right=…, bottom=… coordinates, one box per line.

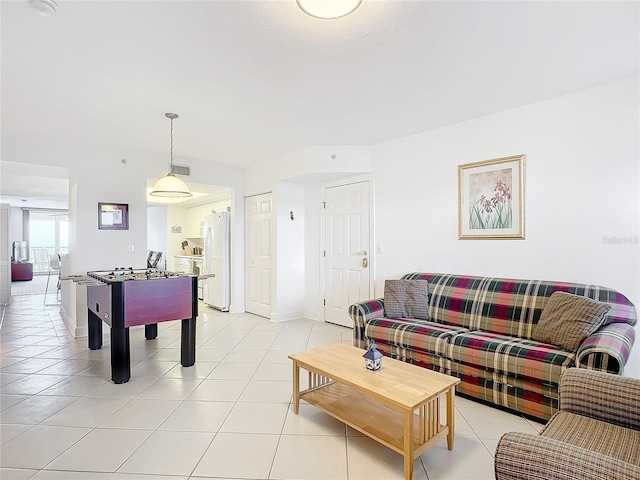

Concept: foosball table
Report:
left=81, top=267, right=200, bottom=384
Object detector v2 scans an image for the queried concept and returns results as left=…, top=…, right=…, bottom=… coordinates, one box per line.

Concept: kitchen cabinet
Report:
left=186, top=213, right=205, bottom=238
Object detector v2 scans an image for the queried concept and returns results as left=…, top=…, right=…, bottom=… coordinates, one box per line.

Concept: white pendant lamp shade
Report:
left=296, top=0, right=362, bottom=19
left=28, top=0, right=58, bottom=16
left=150, top=113, right=193, bottom=198
left=150, top=173, right=192, bottom=198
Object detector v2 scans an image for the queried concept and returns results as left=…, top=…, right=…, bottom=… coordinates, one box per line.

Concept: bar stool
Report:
left=44, top=253, right=61, bottom=305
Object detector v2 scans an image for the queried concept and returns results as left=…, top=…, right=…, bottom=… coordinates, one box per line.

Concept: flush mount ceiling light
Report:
left=296, top=0, right=362, bottom=19
left=150, top=113, right=193, bottom=198
left=28, top=0, right=58, bottom=16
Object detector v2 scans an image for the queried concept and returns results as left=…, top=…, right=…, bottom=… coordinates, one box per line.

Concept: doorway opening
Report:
left=11, top=208, right=68, bottom=297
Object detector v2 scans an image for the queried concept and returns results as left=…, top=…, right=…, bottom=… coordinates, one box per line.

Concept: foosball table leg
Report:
left=88, top=310, right=103, bottom=350
left=181, top=317, right=196, bottom=367
left=145, top=323, right=158, bottom=340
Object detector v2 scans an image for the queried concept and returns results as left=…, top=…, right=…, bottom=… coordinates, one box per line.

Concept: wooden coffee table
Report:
left=289, top=343, right=460, bottom=480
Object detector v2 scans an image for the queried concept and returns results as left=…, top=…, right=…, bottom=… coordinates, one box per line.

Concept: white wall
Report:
left=147, top=205, right=167, bottom=269
left=245, top=146, right=372, bottom=196
left=272, top=181, right=306, bottom=321
left=9, top=207, right=22, bottom=253
left=304, top=183, right=323, bottom=321
left=0, top=204, right=10, bottom=305
left=62, top=153, right=151, bottom=335
left=369, top=77, right=639, bottom=377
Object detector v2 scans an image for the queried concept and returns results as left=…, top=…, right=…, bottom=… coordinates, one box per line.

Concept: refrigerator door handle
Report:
left=204, top=226, right=213, bottom=273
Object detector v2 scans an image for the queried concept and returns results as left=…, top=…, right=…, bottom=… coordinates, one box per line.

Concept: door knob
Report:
left=356, top=250, right=368, bottom=256
left=361, top=257, right=368, bottom=268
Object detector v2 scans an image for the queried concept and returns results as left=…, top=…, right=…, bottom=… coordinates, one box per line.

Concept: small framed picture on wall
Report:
left=98, top=202, right=129, bottom=230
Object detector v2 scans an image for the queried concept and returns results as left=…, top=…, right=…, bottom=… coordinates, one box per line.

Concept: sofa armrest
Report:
left=348, top=299, right=384, bottom=349
left=576, top=322, right=636, bottom=374
left=559, top=367, right=640, bottom=430
left=495, top=432, right=640, bottom=480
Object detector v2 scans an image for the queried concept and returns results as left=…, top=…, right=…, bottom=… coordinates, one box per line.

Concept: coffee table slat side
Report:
left=300, top=382, right=448, bottom=456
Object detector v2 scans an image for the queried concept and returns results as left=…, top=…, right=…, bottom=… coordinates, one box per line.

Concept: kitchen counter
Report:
left=173, top=256, right=204, bottom=300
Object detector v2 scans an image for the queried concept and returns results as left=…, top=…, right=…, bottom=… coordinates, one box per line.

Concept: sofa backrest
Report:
left=402, top=273, right=637, bottom=340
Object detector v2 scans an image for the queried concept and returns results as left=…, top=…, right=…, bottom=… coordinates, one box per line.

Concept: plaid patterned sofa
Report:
left=349, top=273, right=637, bottom=420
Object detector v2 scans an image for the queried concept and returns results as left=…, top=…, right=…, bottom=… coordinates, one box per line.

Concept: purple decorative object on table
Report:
left=363, top=340, right=383, bottom=370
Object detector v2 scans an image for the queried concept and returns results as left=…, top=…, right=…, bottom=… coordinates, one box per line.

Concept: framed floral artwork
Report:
left=458, top=155, right=525, bottom=239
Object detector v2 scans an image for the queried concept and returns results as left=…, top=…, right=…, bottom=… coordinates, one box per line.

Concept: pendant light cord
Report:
left=165, top=112, right=178, bottom=169
left=169, top=117, right=174, bottom=168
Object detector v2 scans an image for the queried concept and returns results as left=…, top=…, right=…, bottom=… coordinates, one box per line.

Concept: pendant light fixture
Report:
left=150, top=113, right=193, bottom=198
left=28, top=0, right=58, bottom=17
left=296, top=0, right=362, bottom=19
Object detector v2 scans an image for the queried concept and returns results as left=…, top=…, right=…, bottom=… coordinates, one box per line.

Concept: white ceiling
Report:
left=1, top=0, right=638, bottom=208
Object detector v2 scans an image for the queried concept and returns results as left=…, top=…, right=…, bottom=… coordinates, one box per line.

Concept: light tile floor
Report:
left=0, top=294, right=545, bottom=480
left=10, top=274, right=57, bottom=297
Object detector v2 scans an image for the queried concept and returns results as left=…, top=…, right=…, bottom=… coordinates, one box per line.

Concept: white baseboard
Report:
left=270, top=310, right=308, bottom=323
left=303, top=310, right=322, bottom=322
left=59, top=306, right=86, bottom=338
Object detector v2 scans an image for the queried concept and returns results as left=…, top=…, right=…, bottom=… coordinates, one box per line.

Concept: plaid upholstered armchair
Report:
left=495, top=368, right=640, bottom=479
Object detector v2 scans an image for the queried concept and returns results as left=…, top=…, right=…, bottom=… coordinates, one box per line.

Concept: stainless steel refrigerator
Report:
left=203, top=211, right=230, bottom=311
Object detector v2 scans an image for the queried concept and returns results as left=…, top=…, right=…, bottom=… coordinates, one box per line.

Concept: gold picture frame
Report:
left=458, top=155, right=525, bottom=239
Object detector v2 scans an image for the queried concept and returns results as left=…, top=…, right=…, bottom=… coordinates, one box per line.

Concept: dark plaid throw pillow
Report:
left=532, top=291, right=611, bottom=352
left=384, top=279, right=430, bottom=320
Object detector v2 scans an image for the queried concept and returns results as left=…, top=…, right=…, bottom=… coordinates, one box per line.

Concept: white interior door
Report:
left=324, top=181, right=372, bottom=327
left=245, top=193, right=273, bottom=318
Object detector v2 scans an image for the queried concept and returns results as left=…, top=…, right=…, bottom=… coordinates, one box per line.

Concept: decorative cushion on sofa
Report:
left=532, top=291, right=611, bottom=352
left=384, top=279, right=430, bottom=320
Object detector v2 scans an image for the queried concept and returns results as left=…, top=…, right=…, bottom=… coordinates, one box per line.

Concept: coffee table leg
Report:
left=292, top=360, right=300, bottom=414
left=446, top=387, right=455, bottom=450
left=404, top=410, right=414, bottom=480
